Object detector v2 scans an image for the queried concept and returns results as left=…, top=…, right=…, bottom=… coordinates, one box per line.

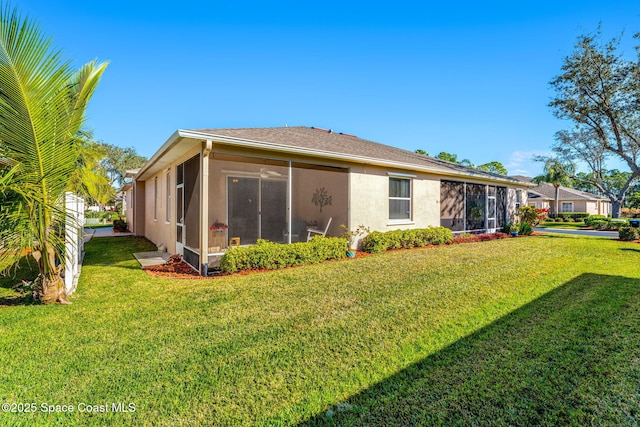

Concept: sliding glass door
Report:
left=227, top=177, right=287, bottom=245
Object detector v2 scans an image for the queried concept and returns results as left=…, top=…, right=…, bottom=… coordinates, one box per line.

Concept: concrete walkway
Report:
left=534, top=227, right=618, bottom=238
left=133, top=251, right=170, bottom=267
left=83, top=227, right=134, bottom=242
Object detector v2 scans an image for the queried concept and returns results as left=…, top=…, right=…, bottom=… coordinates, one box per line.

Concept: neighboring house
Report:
left=126, top=126, right=531, bottom=273
left=120, top=169, right=139, bottom=229
left=511, top=176, right=611, bottom=216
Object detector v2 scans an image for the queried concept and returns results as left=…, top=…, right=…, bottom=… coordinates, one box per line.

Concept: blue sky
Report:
left=20, top=1, right=640, bottom=176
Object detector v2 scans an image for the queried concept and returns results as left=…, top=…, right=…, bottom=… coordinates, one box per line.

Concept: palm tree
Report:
left=533, top=158, right=572, bottom=217
left=68, top=131, right=114, bottom=207
left=0, top=5, right=108, bottom=303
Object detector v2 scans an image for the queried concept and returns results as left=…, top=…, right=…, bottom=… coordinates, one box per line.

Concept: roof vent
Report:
left=328, top=129, right=333, bottom=133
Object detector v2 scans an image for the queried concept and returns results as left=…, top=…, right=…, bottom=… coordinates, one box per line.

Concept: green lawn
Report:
left=0, top=234, right=639, bottom=426
left=538, top=221, right=587, bottom=230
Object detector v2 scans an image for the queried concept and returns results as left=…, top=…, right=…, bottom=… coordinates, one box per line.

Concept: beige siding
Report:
left=348, top=165, right=441, bottom=233
left=141, top=146, right=201, bottom=253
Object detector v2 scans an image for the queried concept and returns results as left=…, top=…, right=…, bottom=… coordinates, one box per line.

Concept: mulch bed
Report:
left=143, top=261, right=206, bottom=279
left=141, top=251, right=371, bottom=279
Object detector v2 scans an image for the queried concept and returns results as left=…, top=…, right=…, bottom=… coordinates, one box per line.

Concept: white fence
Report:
left=64, top=192, right=85, bottom=295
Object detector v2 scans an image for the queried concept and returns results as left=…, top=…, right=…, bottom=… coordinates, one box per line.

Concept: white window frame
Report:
left=561, top=202, right=574, bottom=212
left=388, top=173, right=414, bottom=224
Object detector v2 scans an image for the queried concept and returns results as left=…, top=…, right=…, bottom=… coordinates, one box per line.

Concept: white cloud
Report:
left=505, top=150, right=552, bottom=177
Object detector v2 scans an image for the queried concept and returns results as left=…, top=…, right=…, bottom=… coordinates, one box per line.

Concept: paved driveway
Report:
left=534, top=227, right=618, bottom=238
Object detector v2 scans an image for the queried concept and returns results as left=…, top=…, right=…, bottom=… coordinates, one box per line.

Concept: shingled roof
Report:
left=525, top=181, right=607, bottom=201
left=187, top=126, right=525, bottom=184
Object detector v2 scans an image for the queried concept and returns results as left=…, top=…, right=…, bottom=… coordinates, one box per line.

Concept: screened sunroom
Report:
left=174, top=151, right=348, bottom=271
left=440, top=180, right=510, bottom=233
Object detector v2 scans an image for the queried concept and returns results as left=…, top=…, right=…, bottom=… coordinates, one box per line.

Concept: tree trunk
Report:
left=611, top=200, right=622, bottom=218
left=31, top=246, right=70, bottom=304
left=37, top=274, right=69, bottom=304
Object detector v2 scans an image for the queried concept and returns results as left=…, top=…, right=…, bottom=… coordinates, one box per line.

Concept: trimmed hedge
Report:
left=584, top=215, right=607, bottom=227
left=556, top=212, right=589, bottom=220
left=361, top=226, right=453, bottom=254
left=219, top=237, right=348, bottom=273
left=619, top=226, right=639, bottom=241
left=587, top=217, right=628, bottom=230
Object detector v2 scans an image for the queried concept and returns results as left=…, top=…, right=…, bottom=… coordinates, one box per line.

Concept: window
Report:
left=389, top=177, right=411, bottom=220
left=165, top=171, right=171, bottom=222
left=515, top=189, right=521, bottom=209
left=153, top=176, right=158, bottom=221
left=561, top=202, right=573, bottom=212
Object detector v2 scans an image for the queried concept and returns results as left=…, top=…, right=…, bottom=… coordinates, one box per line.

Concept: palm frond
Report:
left=0, top=4, right=108, bottom=289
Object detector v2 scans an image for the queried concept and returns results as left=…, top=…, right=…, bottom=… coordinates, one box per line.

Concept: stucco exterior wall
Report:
left=141, top=145, right=201, bottom=253
left=133, top=181, right=145, bottom=237
left=348, top=165, right=441, bottom=233
left=143, top=172, right=172, bottom=250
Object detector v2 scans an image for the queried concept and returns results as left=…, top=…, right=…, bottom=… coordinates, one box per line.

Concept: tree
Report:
left=436, top=151, right=459, bottom=163
left=99, top=143, right=147, bottom=188
left=549, top=29, right=640, bottom=217
left=419, top=150, right=505, bottom=173
left=477, top=161, right=508, bottom=175
left=0, top=6, right=108, bottom=303
left=533, top=158, right=573, bottom=217
left=436, top=152, right=474, bottom=167
left=68, top=131, right=114, bottom=206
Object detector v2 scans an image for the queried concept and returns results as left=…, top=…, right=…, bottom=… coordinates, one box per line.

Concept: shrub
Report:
left=502, top=223, right=517, bottom=233
left=585, top=215, right=607, bottom=227
left=607, top=219, right=628, bottom=230
left=571, top=212, right=590, bottom=220
left=113, top=219, right=128, bottom=232
left=566, top=217, right=575, bottom=222
left=219, top=237, right=348, bottom=273
left=557, top=212, right=589, bottom=220
left=361, top=226, right=453, bottom=254
left=517, top=206, right=543, bottom=229
left=591, top=220, right=609, bottom=230
left=619, top=226, right=639, bottom=241
left=519, top=222, right=533, bottom=235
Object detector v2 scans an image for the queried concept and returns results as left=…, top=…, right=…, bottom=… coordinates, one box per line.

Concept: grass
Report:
left=538, top=221, right=587, bottom=230
left=0, top=234, right=638, bottom=426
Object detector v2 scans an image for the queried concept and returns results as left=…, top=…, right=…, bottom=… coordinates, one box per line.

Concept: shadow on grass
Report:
left=301, top=273, right=640, bottom=426
left=0, top=236, right=155, bottom=306
left=619, top=247, right=640, bottom=253
left=0, top=257, right=38, bottom=306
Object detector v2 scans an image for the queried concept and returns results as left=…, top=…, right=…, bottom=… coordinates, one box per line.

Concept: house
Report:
left=126, top=126, right=531, bottom=273
left=511, top=176, right=611, bottom=216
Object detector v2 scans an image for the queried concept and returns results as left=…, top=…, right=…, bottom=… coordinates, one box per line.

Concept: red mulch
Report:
left=143, top=261, right=207, bottom=279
